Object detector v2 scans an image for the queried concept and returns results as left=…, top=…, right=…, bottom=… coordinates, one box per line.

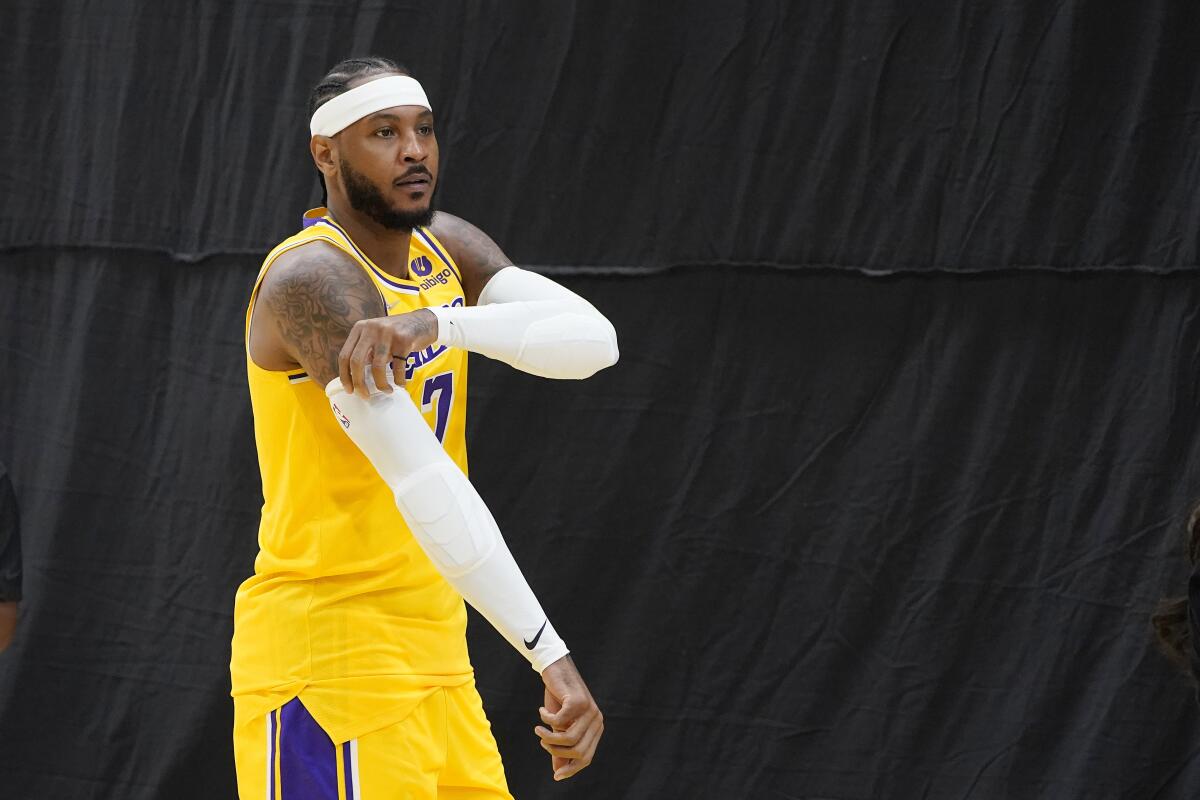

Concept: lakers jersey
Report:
left=231, top=208, right=474, bottom=744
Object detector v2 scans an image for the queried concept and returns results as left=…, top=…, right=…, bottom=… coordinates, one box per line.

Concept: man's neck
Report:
left=326, top=197, right=413, bottom=280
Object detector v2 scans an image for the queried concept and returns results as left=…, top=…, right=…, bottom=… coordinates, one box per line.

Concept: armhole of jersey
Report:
left=245, top=235, right=386, bottom=372
left=415, top=227, right=465, bottom=287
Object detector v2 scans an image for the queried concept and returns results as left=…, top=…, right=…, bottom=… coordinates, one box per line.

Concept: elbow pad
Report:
left=393, top=462, right=497, bottom=577
left=327, top=379, right=569, bottom=672
left=429, top=267, right=619, bottom=379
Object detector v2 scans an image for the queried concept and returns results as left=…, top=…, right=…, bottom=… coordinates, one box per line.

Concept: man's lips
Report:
left=395, top=172, right=432, bottom=190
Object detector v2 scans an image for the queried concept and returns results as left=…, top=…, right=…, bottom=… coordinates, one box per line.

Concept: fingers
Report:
left=389, top=354, right=409, bottom=388
left=534, top=698, right=603, bottom=781
left=535, top=709, right=603, bottom=753
left=540, top=741, right=594, bottom=782
left=534, top=723, right=571, bottom=746
left=554, top=754, right=590, bottom=781
left=573, top=720, right=603, bottom=760
left=338, top=317, right=424, bottom=396
left=338, top=325, right=360, bottom=394
left=540, top=694, right=587, bottom=731
left=370, top=348, right=393, bottom=395
left=542, top=687, right=563, bottom=720
left=348, top=334, right=377, bottom=398
left=537, top=718, right=602, bottom=759
left=538, top=704, right=558, bottom=729
left=539, top=715, right=603, bottom=781
left=536, top=657, right=601, bottom=780
left=340, top=320, right=391, bottom=398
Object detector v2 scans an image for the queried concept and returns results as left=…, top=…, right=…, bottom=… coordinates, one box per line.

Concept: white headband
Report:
left=309, top=75, right=432, bottom=137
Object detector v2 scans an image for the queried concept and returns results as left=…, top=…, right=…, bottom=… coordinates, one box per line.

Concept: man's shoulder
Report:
left=425, top=212, right=511, bottom=300
left=262, top=239, right=371, bottom=296
left=426, top=211, right=479, bottom=249
left=270, top=238, right=358, bottom=274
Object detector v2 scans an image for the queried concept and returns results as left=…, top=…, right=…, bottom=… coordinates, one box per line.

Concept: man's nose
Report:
left=400, top=132, right=427, bottom=162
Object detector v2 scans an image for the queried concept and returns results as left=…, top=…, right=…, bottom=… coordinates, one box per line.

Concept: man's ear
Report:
left=311, top=135, right=338, bottom=182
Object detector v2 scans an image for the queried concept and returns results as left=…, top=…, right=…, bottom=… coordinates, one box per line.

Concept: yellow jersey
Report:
left=231, top=208, right=473, bottom=744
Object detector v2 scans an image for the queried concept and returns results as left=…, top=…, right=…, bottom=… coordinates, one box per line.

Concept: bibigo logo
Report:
left=410, top=255, right=434, bottom=277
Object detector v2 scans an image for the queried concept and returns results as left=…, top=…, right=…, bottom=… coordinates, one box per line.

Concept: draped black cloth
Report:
left=2, top=2, right=1199, bottom=798
left=1, top=1, right=1196, bottom=270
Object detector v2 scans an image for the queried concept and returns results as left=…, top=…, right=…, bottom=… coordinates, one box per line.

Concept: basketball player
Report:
left=230, top=57, right=615, bottom=798
left=0, top=459, right=20, bottom=652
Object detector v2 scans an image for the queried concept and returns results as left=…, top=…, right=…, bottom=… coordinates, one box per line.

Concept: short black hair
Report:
left=308, top=56, right=408, bottom=117
left=308, top=57, right=409, bottom=202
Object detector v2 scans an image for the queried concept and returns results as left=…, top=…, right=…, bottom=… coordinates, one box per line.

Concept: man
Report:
left=231, top=57, right=615, bottom=798
left=0, top=459, right=21, bottom=652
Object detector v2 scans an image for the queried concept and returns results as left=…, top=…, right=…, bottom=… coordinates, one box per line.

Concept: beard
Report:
left=340, top=158, right=435, bottom=230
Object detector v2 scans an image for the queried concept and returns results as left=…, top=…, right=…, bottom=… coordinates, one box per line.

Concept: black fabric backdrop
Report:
left=3, top=2, right=1200, bottom=800
left=1, top=1, right=1198, bottom=270
left=2, top=257, right=1200, bottom=799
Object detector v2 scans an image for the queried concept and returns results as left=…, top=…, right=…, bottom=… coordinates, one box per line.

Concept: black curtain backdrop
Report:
left=1, top=1, right=1197, bottom=270
left=3, top=3, right=1200, bottom=800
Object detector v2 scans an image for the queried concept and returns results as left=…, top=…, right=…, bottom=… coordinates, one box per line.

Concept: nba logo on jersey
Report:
left=331, top=402, right=350, bottom=429
left=411, top=255, right=434, bottom=277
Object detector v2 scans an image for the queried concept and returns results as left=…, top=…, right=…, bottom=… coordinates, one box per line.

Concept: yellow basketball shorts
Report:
left=233, top=681, right=512, bottom=799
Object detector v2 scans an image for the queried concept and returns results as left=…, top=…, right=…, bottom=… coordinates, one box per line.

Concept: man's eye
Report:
left=418, top=125, right=433, bottom=135
left=376, top=128, right=395, bottom=138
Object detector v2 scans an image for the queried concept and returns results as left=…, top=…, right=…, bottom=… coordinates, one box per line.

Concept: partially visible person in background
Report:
left=0, top=460, right=21, bottom=652
left=1152, top=504, right=1200, bottom=695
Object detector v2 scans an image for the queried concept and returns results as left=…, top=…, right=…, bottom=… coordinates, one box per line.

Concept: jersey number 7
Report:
left=421, top=372, right=454, bottom=443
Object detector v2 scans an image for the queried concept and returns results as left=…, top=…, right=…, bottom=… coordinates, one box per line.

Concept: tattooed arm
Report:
left=250, top=242, right=382, bottom=387
left=427, top=212, right=514, bottom=306
left=251, top=241, right=439, bottom=396
left=424, top=212, right=618, bottom=380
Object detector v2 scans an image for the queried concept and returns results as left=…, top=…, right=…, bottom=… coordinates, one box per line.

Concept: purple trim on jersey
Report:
left=316, top=219, right=421, bottom=294
left=342, top=742, right=355, bottom=800
left=302, top=214, right=322, bottom=229
left=278, top=698, right=339, bottom=800
left=415, top=227, right=463, bottom=284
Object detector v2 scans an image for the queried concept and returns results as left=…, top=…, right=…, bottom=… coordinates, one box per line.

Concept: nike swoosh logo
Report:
left=524, top=620, right=548, bottom=650
left=387, top=299, right=402, bottom=310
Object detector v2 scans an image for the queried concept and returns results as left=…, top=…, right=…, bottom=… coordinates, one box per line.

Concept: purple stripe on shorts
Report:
left=269, top=709, right=278, bottom=800
left=277, top=698, right=339, bottom=800
left=342, top=741, right=355, bottom=800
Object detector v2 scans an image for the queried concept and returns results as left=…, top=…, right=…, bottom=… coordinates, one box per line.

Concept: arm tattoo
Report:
left=430, top=212, right=513, bottom=305
left=264, top=250, right=385, bottom=386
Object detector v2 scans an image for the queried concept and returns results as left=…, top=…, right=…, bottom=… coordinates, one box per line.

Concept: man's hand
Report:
left=338, top=309, right=438, bottom=397
left=0, top=602, right=18, bottom=652
left=535, top=656, right=603, bottom=781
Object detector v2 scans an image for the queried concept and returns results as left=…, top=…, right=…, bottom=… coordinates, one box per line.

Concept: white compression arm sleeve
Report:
left=326, top=378, right=569, bottom=672
left=428, top=266, right=619, bottom=379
